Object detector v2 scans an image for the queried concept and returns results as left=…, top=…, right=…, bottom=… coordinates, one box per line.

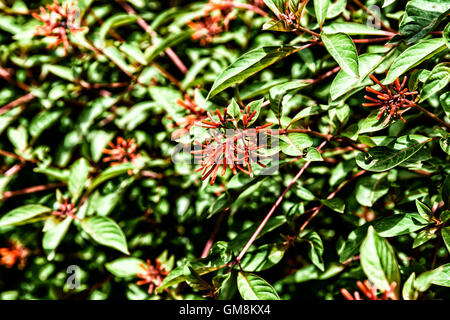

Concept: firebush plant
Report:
left=0, top=0, right=449, bottom=300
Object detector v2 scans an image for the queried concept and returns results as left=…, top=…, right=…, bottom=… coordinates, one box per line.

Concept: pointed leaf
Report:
left=321, top=32, right=359, bottom=78
left=237, top=272, right=280, bottom=300
left=360, top=226, right=401, bottom=294
left=207, top=46, right=299, bottom=99
left=81, top=216, right=129, bottom=254
left=0, top=204, right=51, bottom=228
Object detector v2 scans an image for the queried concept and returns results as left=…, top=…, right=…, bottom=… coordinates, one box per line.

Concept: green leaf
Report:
left=356, top=135, right=430, bottom=172
left=225, top=98, right=240, bottom=122
left=300, top=231, right=324, bottom=271
left=237, top=272, right=280, bottom=300
left=88, top=163, right=136, bottom=193
left=230, top=216, right=287, bottom=254
left=99, top=14, right=138, bottom=46
left=321, top=32, right=359, bottom=78
left=149, top=86, right=183, bottom=123
left=384, top=38, right=446, bottom=84
left=7, top=125, right=27, bottom=152
left=420, top=63, right=450, bottom=101
left=145, top=30, right=193, bottom=63
left=402, top=273, right=419, bottom=300
left=441, top=175, right=450, bottom=207
left=279, top=133, right=313, bottom=156
left=412, top=227, right=437, bottom=248
left=120, top=43, right=147, bottom=65
left=29, top=110, right=63, bottom=138
left=207, top=46, right=299, bottom=99
left=68, top=158, right=90, bottom=203
left=81, top=216, right=129, bottom=254
left=321, top=198, right=345, bottom=213
left=323, top=22, right=394, bottom=36
left=415, top=199, right=433, bottom=222
left=105, top=257, right=146, bottom=278
left=339, top=213, right=430, bottom=262
left=303, top=147, right=323, bottom=161
left=34, top=167, right=70, bottom=182
left=360, top=226, right=401, bottom=295
left=330, top=53, right=387, bottom=101
left=415, top=264, right=450, bottom=291
left=246, top=98, right=265, bottom=126
left=442, top=227, right=450, bottom=252
left=46, top=65, right=75, bottom=82
left=355, top=173, right=389, bottom=207
left=263, top=0, right=285, bottom=16
left=89, top=130, right=115, bottom=162
left=314, top=0, right=330, bottom=29
left=0, top=204, right=51, bottom=228
left=269, top=80, right=311, bottom=117
left=159, top=242, right=231, bottom=291
left=398, top=0, right=450, bottom=44
left=440, top=136, right=450, bottom=155
left=103, top=46, right=136, bottom=75
left=444, top=22, right=450, bottom=49
left=42, top=217, right=72, bottom=258
left=239, top=243, right=287, bottom=272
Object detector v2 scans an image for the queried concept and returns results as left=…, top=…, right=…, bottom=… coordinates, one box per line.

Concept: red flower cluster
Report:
left=0, top=241, right=29, bottom=269
left=52, top=197, right=77, bottom=219
left=192, top=104, right=272, bottom=185
left=171, top=94, right=208, bottom=139
left=187, top=0, right=236, bottom=45
left=32, top=0, right=84, bottom=55
left=136, top=259, right=169, bottom=294
left=363, top=74, right=418, bottom=124
left=341, top=280, right=397, bottom=300
left=187, top=16, right=224, bottom=46
left=102, top=137, right=139, bottom=167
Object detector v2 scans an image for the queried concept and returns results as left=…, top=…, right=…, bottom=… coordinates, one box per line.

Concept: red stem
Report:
left=0, top=93, right=35, bottom=116
left=235, top=140, right=328, bottom=262
left=115, top=0, right=188, bottom=74
left=201, top=209, right=228, bottom=258
left=2, top=182, right=66, bottom=200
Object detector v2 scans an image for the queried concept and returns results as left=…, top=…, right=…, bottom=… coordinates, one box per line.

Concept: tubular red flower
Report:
left=341, top=280, right=397, bottom=300
left=136, top=259, right=169, bottom=294
left=102, top=137, right=139, bottom=167
left=32, top=0, right=84, bottom=55
left=363, top=74, right=418, bottom=124
left=192, top=103, right=272, bottom=185
left=0, top=241, right=29, bottom=269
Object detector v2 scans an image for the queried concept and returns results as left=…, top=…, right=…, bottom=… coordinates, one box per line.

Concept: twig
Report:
left=2, top=182, right=66, bottom=200
left=294, top=170, right=366, bottom=238
left=115, top=0, right=188, bottom=74
left=0, top=93, right=35, bottom=116
left=235, top=140, right=328, bottom=263
left=201, top=209, right=228, bottom=258
left=414, top=104, right=450, bottom=131
left=0, top=67, right=30, bottom=91
left=353, top=36, right=394, bottom=43
left=352, top=0, right=397, bottom=34
left=0, top=149, right=36, bottom=163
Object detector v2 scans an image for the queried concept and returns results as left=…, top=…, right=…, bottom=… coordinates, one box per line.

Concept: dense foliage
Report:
left=0, top=0, right=449, bottom=300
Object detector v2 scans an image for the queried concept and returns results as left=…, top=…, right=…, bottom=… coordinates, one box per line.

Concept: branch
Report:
left=414, top=104, right=450, bottom=131
left=294, top=170, right=366, bottom=238
left=115, top=0, right=188, bottom=74
left=0, top=92, right=35, bottom=116
left=2, top=182, right=66, bottom=200
left=235, top=140, right=328, bottom=263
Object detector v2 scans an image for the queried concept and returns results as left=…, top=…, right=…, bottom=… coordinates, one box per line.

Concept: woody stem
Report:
left=294, top=170, right=366, bottom=238
left=414, top=104, right=450, bottom=131
left=235, top=140, right=328, bottom=263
